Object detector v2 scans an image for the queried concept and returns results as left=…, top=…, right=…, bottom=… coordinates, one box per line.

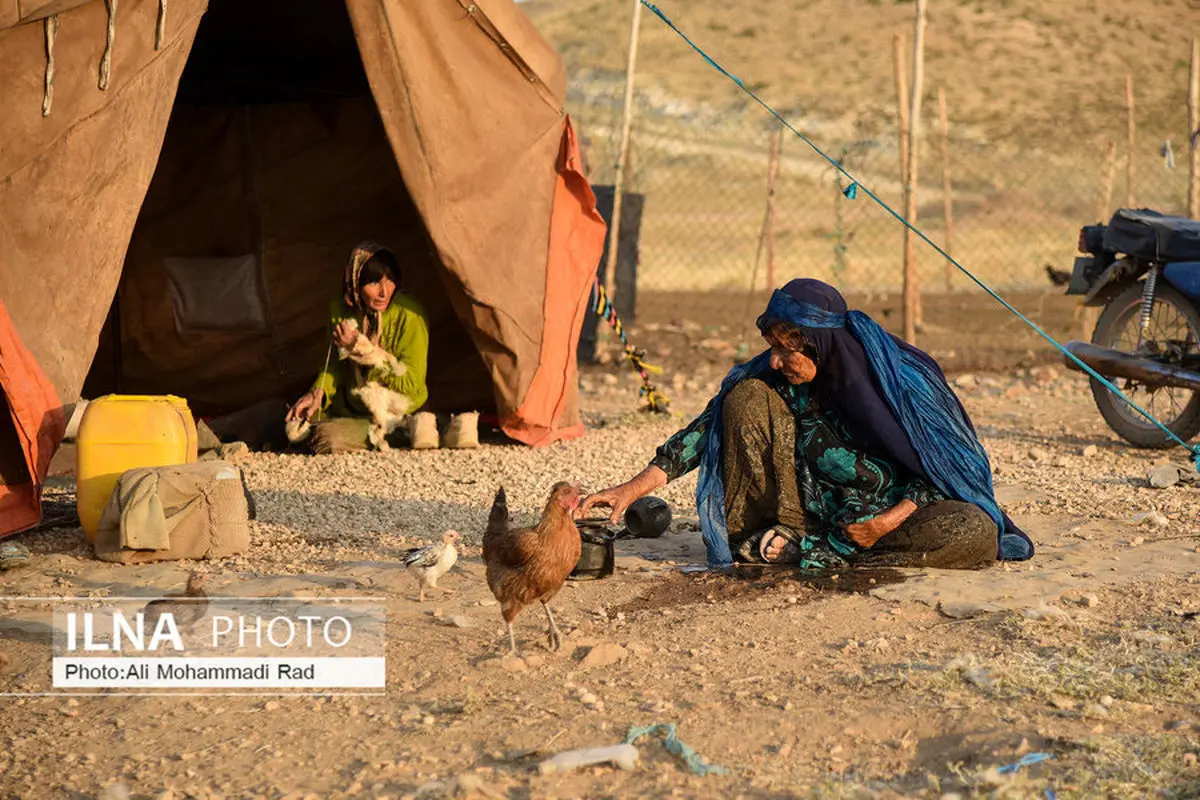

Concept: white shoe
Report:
left=407, top=412, right=439, bottom=450
left=441, top=412, right=479, bottom=449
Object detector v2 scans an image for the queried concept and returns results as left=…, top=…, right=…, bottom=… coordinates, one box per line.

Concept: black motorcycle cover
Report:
left=1103, top=208, right=1200, bottom=261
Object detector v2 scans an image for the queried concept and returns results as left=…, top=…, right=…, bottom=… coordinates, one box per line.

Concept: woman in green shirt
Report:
left=285, top=241, right=433, bottom=454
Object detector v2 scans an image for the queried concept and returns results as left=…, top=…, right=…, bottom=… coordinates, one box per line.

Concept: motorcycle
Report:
left=1061, top=207, right=1200, bottom=448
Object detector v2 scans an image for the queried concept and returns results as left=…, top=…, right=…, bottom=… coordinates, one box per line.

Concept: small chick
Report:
left=140, top=571, right=209, bottom=632
left=1044, top=264, right=1071, bottom=287
left=402, top=530, right=461, bottom=602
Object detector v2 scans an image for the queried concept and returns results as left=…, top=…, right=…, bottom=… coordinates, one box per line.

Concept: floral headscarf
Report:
left=341, top=241, right=397, bottom=342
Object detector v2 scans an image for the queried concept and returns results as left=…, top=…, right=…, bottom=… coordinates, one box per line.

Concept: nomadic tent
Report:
left=0, top=0, right=607, bottom=536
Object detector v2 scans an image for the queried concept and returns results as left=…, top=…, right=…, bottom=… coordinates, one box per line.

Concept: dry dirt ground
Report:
left=2, top=337, right=1200, bottom=799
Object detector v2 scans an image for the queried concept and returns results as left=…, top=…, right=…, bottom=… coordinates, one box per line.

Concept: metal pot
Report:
left=570, top=521, right=616, bottom=581
left=568, top=496, right=672, bottom=581
left=625, top=496, right=671, bottom=539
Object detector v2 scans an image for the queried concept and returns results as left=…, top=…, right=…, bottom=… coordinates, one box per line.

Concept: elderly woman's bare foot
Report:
left=759, top=529, right=802, bottom=564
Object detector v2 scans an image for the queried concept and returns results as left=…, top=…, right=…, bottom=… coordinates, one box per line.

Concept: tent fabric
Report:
left=343, top=0, right=600, bottom=438
left=0, top=1, right=96, bottom=32
left=0, top=0, right=208, bottom=417
left=108, top=97, right=497, bottom=416
left=0, top=0, right=606, bottom=535
left=0, top=0, right=204, bottom=538
left=0, top=296, right=67, bottom=537
left=505, top=117, right=604, bottom=446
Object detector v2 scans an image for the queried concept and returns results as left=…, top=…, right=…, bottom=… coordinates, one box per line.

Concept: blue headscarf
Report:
left=696, top=279, right=1034, bottom=567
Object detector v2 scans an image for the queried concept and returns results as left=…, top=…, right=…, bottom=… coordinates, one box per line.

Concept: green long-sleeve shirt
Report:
left=312, top=293, right=430, bottom=417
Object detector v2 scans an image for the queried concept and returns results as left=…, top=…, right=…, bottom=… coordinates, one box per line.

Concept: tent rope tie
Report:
left=640, top=0, right=1200, bottom=469
left=592, top=279, right=670, bottom=413
left=155, top=0, right=167, bottom=50
left=99, top=0, right=117, bottom=91
left=42, top=15, right=59, bottom=117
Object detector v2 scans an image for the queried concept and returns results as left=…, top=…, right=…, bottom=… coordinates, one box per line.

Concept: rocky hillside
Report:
left=524, top=0, right=1198, bottom=150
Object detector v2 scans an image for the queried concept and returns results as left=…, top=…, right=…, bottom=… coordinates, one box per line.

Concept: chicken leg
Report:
left=542, top=601, right=564, bottom=652
left=504, top=621, right=520, bottom=657
left=416, top=582, right=454, bottom=603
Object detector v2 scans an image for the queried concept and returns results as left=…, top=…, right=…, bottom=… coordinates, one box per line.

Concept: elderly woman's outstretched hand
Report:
left=578, top=485, right=640, bottom=524
left=578, top=465, right=668, bottom=524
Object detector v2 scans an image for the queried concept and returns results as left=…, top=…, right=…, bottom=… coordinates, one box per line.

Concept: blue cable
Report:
left=639, top=0, right=1200, bottom=466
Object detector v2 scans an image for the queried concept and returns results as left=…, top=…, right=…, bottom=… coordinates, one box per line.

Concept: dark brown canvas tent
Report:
left=0, top=0, right=607, bottom=536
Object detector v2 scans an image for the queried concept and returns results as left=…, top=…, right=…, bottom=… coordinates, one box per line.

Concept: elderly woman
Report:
left=582, top=279, right=1033, bottom=569
left=285, top=241, right=436, bottom=454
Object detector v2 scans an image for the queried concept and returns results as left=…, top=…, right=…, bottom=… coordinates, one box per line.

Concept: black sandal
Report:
left=735, top=526, right=803, bottom=564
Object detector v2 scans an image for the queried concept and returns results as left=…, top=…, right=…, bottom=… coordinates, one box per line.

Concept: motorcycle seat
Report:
left=1104, top=208, right=1200, bottom=262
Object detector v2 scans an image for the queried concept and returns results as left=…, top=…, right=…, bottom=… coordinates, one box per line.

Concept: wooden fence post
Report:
left=766, top=130, right=781, bottom=290
left=1079, top=141, right=1119, bottom=340
left=937, top=85, right=954, bottom=290
left=598, top=0, right=643, bottom=349
left=902, top=0, right=927, bottom=344
left=893, top=35, right=910, bottom=194
left=1188, top=38, right=1198, bottom=219
left=1098, top=140, right=1118, bottom=223
left=1126, top=74, right=1136, bottom=208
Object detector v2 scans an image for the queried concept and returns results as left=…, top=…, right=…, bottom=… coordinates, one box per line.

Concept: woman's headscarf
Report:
left=342, top=241, right=397, bottom=342
left=695, top=278, right=1034, bottom=567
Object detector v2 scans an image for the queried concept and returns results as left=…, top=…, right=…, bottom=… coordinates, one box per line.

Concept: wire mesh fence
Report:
left=570, top=78, right=1197, bottom=302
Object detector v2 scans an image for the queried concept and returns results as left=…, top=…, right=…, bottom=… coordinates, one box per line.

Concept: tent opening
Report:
left=82, top=0, right=494, bottom=422
left=0, top=392, right=31, bottom=488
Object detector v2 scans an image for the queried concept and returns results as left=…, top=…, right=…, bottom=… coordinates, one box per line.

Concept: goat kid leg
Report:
left=367, top=423, right=390, bottom=451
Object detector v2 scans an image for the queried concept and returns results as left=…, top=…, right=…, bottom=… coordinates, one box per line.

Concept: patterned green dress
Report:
left=651, top=374, right=945, bottom=563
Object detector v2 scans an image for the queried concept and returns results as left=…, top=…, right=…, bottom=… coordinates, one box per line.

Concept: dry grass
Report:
left=1061, top=734, right=1200, bottom=798
left=818, top=604, right=1200, bottom=799
left=527, top=0, right=1195, bottom=148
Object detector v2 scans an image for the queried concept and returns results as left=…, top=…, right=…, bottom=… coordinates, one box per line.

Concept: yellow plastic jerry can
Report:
left=75, top=395, right=199, bottom=542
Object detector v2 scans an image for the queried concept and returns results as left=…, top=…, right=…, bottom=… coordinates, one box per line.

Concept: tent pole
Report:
left=598, top=0, right=642, bottom=352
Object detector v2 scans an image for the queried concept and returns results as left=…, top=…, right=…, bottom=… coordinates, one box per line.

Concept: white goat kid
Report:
left=340, top=319, right=413, bottom=451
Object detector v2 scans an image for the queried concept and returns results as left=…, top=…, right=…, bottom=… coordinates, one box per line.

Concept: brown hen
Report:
left=483, top=482, right=582, bottom=655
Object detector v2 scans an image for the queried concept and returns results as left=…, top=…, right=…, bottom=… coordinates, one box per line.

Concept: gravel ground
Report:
left=27, top=360, right=1195, bottom=574
left=3, top=360, right=1199, bottom=800
left=223, top=361, right=1196, bottom=563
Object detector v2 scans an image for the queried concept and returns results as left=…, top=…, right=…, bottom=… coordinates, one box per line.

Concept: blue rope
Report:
left=624, top=723, right=730, bottom=776
left=639, top=0, right=1200, bottom=468
left=996, top=752, right=1054, bottom=774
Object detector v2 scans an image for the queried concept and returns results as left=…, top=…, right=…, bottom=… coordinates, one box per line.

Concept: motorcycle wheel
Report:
left=1089, top=282, right=1200, bottom=448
